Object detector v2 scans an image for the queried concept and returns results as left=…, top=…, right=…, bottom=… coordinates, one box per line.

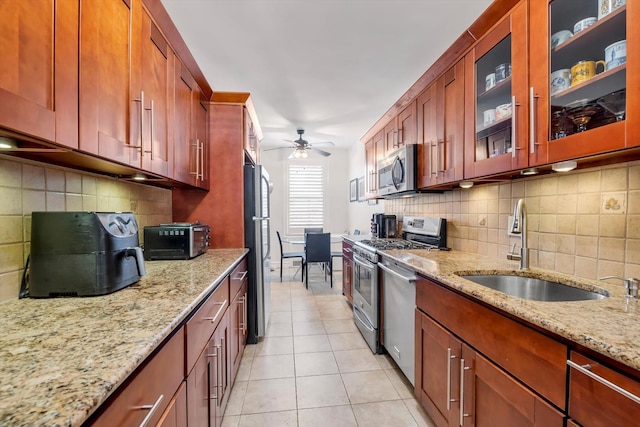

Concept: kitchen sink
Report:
left=459, top=274, right=608, bottom=302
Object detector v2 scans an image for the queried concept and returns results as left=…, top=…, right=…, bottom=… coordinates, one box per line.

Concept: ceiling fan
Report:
left=265, top=129, right=335, bottom=158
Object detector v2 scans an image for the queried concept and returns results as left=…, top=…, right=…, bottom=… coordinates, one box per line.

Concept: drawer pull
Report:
left=234, top=271, right=248, bottom=281
left=137, top=394, right=164, bottom=427
left=567, top=360, right=640, bottom=404
left=203, top=299, right=228, bottom=324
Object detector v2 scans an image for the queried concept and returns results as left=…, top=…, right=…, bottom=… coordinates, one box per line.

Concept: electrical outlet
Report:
left=507, top=215, right=518, bottom=236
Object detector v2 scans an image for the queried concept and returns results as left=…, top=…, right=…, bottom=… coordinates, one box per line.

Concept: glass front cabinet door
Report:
left=464, top=2, right=528, bottom=179
left=529, top=0, right=634, bottom=165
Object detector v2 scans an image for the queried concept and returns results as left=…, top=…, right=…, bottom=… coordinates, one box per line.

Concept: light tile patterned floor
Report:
left=222, top=265, right=437, bottom=427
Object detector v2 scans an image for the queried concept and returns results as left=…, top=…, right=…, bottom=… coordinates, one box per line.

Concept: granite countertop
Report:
left=381, top=248, right=640, bottom=372
left=0, top=248, right=248, bottom=427
left=341, top=234, right=371, bottom=244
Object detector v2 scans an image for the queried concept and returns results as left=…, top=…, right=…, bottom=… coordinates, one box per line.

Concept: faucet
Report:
left=507, top=198, right=528, bottom=270
left=599, top=275, right=639, bottom=298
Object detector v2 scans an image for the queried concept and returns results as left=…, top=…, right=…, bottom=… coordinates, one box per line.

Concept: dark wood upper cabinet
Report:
left=0, top=0, right=78, bottom=148
left=79, top=0, right=137, bottom=165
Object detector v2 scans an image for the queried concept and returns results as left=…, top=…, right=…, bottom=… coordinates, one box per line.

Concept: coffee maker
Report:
left=28, top=212, right=146, bottom=297
left=371, top=214, right=397, bottom=238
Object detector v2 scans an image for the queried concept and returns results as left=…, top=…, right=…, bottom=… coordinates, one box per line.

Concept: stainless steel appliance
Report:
left=28, top=212, right=146, bottom=297
left=377, top=144, right=417, bottom=197
left=143, top=222, right=210, bottom=260
left=352, top=216, right=447, bottom=355
left=379, top=257, right=417, bottom=385
left=244, top=164, right=272, bottom=344
left=371, top=213, right=397, bottom=238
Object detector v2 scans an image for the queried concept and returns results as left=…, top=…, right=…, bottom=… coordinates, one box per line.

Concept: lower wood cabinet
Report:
left=568, top=351, right=640, bottom=427
left=416, top=309, right=564, bottom=427
left=415, top=275, right=567, bottom=427
left=230, top=281, right=248, bottom=381
left=87, top=327, right=185, bottom=427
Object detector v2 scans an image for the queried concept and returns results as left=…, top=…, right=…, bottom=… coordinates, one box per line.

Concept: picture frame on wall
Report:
left=357, top=177, right=365, bottom=202
left=349, top=179, right=358, bottom=202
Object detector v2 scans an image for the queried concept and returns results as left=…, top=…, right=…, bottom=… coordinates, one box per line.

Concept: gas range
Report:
left=353, top=216, right=447, bottom=262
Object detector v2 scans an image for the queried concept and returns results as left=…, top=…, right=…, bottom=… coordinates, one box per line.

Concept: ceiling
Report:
left=161, top=0, right=494, bottom=151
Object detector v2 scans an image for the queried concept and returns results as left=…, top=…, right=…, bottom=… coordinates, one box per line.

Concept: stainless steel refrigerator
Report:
left=244, top=164, right=271, bottom=344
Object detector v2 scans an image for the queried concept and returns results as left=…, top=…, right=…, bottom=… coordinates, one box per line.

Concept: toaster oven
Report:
left=143, top=222, right=210, bottom=260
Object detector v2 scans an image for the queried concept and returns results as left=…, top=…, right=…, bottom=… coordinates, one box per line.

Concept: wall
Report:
left=0, top=155, right=172, bottom=302
left=347, top=141, right=385, bottom=234
left=260, top=147, right=351, bottom=259
left=384, top=161, right=640, bottom=281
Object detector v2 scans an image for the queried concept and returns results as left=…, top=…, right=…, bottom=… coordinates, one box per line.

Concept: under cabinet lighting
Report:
left=132, top=173, right=147, bottom=181
left=0, top=137, right=17, bottom=149
left=551, top=160, right=577, bottom=172
left=520, top=168, right=539, bottom=176
left=459, top=181, right=474, bottom=189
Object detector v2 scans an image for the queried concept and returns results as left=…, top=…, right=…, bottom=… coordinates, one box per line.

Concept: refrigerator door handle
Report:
left=252, top=216, right=270, bottom=221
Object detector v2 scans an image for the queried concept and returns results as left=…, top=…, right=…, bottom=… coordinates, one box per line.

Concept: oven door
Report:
left=352, top=253, right=380, bottom=353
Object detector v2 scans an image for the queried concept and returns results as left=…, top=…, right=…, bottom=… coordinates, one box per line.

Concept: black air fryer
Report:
left=29, top=212, right=146, bottom=297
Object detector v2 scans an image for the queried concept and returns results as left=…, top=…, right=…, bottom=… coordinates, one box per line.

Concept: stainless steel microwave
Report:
left=377, top=144, right=417, bottom=197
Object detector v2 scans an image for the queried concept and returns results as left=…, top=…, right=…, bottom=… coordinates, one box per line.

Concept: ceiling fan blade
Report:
left=263, top=145, right=294, bottom=152
left=311, top=141, right=335, bottom=147
left=310, top=147, right=331, bottom=157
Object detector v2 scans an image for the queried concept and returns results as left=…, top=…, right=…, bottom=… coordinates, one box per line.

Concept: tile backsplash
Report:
left=0, top=155, right=172, bottom=302
left=385, top=161, right=640, bottom=282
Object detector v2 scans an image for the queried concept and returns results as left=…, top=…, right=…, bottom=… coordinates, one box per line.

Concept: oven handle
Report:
left=354, top=254, right=376, bottom=270
left=378, top=262, right=416, bottom=282
left=353, top=304, right=375, bottom=332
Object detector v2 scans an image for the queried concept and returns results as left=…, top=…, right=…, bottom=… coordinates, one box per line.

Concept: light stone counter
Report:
left=0, top=248, right=248, bottom=427
left=381, top=248, right=640, bottom=372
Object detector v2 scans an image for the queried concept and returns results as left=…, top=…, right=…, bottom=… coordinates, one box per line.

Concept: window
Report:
left=288, top=163, right=324, bottom=233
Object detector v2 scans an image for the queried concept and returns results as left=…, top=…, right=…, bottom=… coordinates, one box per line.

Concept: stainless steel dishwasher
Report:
left=379, top=255, right=417, bottom=386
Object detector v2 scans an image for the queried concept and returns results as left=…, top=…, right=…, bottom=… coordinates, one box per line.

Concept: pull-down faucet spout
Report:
left=507, top=199, right=529, bottom=270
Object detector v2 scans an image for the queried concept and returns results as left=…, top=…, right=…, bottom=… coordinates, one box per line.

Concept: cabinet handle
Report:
left=210, top=344, right=222, bottom=403
left=459, top=358, right=471, bottom=425
left=446, top=348, right=456, bottom=410
left=144, top=100, right=154, bottom=157
left=234, top=271, right=248, bottom=281
left=243, top=292, right=247, bottom=333
left=438, top=139, right=446, bottom=173
left=218, top=336, right=226, bottom=404
left=567, top=360, right=640, bottom=404
left=136, top=394, right=164, bottom=427
left=238, top=295, right=246, bottom=332
left=529, top=87, right=537, bottom=154
left=511, top=95, right=517, bottom=158
left=191, top=139, right=199, bottom=178
left=203, top=299, right=227, bottom=324
left=430, top=141, right=438, bottom=175
left=199, top=140, right=205, bottom=180
left=130, top=91, right=144, bottom=152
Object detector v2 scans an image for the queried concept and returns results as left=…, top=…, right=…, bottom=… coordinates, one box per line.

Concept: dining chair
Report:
left=303, top=232, right=332, bottom=289
left=303, top=227, right=323, bottom=236
left=276, top=231, right=305, bottom=282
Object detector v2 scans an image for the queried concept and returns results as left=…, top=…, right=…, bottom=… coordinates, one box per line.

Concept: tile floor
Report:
left=222, top=263, right=437, bottom=427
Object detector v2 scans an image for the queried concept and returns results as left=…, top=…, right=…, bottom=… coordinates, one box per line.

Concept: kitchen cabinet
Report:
left=342, top=240, right=353, bottom=304
left=229, top=259, right=249, bottom=381
left=244, top=108, right=260, bottom=165
left=0, top=0, right=78, bottom=148
left=415, top=275, right=567, bottom=426
left=528, top=0, right=634, bottom=165
left=172, top=92, right=262, bottom=248
left=79, top=0, right=139, bottom=165
left=87, top=327, right=185, bottom=427
left=130, top=8, right=173, bottom=177
left=417, top=60, right=465, bottom=189
left=156, top=382, right=187, bottom=427
left=416, top=312, right=564, bottom=427
left=463, top=2, right=529, bottom=179
left=172, top=61, right=208, bottom=188
left=364, top=130, right=382, bottom=199
left=568, top=351, right=640, bottom=427
left=383, top=100, right=417, bottom=158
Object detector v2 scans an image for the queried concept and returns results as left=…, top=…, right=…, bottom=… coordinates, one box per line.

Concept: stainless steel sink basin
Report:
left=459, top=274, right=608, bottom=302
